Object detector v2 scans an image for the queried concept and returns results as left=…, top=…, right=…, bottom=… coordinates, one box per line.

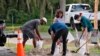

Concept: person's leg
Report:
left=25, top=30, right=36, bottom=48
left=23, top=37, right=28, bottom=47
left=62, top=29, right=68, bottom=55
left=32, top=38, right=36, bottom=48
left=86, top=32, right=92, bottom=54
left=51, top=31, right=61, bottom=54
left=22, top=30, right=29, bottom=47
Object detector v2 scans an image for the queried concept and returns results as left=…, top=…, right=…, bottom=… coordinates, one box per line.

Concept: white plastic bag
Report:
left=53, top=45, right=60, bottom=56
left=36, top=40, right=43, bottom=49
left=78, top=39, right=86, bottom=55
left=67, top=32, right=75, bottom=43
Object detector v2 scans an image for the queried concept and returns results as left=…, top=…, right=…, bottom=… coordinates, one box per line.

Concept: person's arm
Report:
left=81, top=18, right=88, bottom=39
left=35, top=28, right=43, bottom=40
left=48, top=26, right=55, bottom=40
left=82, top=27, right=88, bottom=39
left=51, top=31, right=55, bottom=40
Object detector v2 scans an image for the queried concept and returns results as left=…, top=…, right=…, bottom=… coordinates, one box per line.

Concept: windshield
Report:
left=71, top=5, right=91, bottom=11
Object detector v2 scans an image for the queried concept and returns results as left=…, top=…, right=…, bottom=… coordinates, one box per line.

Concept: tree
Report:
left=0, top=0, right=99, bottom=24
left=60, top=0, right=66, bottom=18
left=0, top=0, right=6, bottom=19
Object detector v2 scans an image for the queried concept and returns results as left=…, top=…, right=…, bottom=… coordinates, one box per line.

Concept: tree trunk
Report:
left=78, top=0, right=82, bottom=3
left=40, top=0, right=46, bottom=18
left=60, top=0, right=66, bottom=18
left=26, top=0, right=31, bottom=13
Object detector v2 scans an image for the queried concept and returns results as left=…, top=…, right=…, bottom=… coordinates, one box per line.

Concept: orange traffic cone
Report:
left=17, top=29, right=25, bottom=56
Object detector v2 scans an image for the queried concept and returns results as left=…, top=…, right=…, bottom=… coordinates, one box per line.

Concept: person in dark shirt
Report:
left=48, top=22, right=68, bottom=56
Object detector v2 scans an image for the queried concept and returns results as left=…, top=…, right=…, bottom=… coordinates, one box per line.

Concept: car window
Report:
left=71, top=5, right=91, bottom=12
left=66, top=6, right=69, bottom=11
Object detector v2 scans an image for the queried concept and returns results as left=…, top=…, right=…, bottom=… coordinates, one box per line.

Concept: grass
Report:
left=5, top=25, right=49, bottom=32
left=90, top=47, right=100, bottom=54
left=38, top=25, right=49, bottom=32
left=24, top=45, right=33, bottom=53
left=6, top=43, right=33, bottom=53
left=5, top=25, right=76, bottom=33
left=5, top=42, right=100, bottom=54
left=5, top=43, right=51, bottom=53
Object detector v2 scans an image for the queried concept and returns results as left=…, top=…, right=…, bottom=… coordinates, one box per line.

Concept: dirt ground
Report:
left=26, top=39, right=100, bottom=56
left=0, top=32, right=100, bottom=56
left=0, top=39, right=81, bottom=56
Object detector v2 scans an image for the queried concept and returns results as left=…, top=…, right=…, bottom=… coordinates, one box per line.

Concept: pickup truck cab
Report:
left=64, top=3, right=100, bottom=30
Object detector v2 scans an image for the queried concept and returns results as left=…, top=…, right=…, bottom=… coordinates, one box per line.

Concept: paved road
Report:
left=0, top=47, right=16, bottom=56
left=6, top=31, right=100, bottom=45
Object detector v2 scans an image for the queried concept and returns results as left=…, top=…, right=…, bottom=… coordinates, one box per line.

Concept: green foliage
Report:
left=90, top=47, right=100, bottom=54
left=25, top=45, right=33, bottom=53
left=38, top=25, right=49, bottom=32
left=0, top=0, right=100, bottom=25
left=17, top=10, right=30, bottom=24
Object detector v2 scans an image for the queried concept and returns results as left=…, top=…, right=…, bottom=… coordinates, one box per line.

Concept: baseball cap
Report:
left=42, top=17, right=47, bottom=23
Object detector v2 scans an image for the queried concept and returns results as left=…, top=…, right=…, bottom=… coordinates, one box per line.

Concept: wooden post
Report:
left=94, top=0, right=99, bottom=30
left=93, top=0, right=100, bottom=46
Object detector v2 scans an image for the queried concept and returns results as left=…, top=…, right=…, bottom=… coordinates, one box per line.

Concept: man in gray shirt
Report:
left=21, top=17, right=47, bottom=48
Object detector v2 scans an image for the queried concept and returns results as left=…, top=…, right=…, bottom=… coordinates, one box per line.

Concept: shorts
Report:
left=22, top=29, right=35, bottom=39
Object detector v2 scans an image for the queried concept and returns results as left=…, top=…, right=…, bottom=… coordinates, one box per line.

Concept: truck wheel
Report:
left=75, top=23, right=82, bottom=31
left=70, top=17, right=75, bottom=29
left=98, top=21, right=100, bottom=31
left=98, top=26, right=100, bottom=31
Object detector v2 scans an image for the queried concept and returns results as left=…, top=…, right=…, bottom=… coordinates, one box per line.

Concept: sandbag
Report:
left=78, top=39, right=86, bottom=55
left=53, top=45, right=60, bottom=56
left=67, top=32, right=75, bottom=43
left=36, top=40, right=43, bottom=49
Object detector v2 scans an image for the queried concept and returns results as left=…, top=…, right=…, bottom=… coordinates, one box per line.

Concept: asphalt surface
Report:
left=0, top=47, right=16, bottom=56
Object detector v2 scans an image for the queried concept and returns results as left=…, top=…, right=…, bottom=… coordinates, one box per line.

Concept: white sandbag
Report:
left=78, top=48, right=86, bottom=55
left=53, top=45, right=60, bottom=56
left=78, top=39, right=86, bottom=55
left=67, top=32, right=75, bottom=43
left=59, top=43, right=62, bottom=53
left=36, top=40, right=43, bottom=49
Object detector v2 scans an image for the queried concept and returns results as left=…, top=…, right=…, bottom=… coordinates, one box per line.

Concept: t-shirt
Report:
left=21, top=19, right=40, bottom=30
left=81, top=16, right=93, bottom=32
left=53, top=17, right=65, bottom=23
left=49, top=22, right=68, bottom=33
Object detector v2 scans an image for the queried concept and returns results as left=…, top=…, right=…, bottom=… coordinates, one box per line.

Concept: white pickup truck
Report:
left=64, top=3, right=100, bottom=30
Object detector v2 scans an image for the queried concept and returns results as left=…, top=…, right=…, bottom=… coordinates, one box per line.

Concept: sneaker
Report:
left=84, top=52, right=90, bottom=56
